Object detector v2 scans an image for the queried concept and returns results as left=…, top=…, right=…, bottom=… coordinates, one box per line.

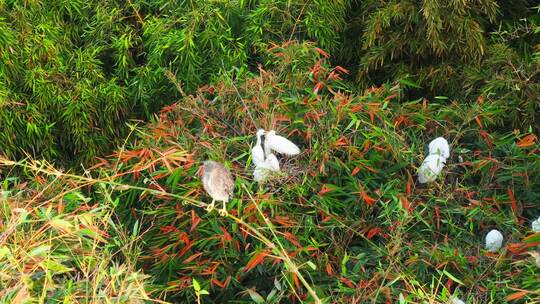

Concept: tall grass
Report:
left=1, top=42, right=539, bottom=303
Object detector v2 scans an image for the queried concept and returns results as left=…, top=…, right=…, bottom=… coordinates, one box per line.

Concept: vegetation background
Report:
left=0, top=0, right=539, bottom=303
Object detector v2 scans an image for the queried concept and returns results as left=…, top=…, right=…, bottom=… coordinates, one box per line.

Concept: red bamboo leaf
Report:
left=313, top=82, right=324, bottom=94
left=506, top=291, right=529, bottom=301
left=400, top=196, right=413, bottom=215
left=191, top=210, right=201, bottom=232
left=211, top=278, right=225, bottom=289
left=517, top=134, right=537, bottom=148
left=220, top=226, right=232, bottom=242
left=318, top=184, right=334, bottom=196
left=367, top=227, right=381, bottom=239
left=340, top=277, right=355, bottom=288
left=475, top=116, right=483, bottom=129
left=244, top=251, right=269, bottom=272
left=182, top=252, right=203, bottom=263
left=292, top=272, right=300, bottom=289
left=358, top=182, right=376, bottom=205
left=334, top=66, right=349, bottom=74
left=507, top=187, right=519, bottom=224
left=316, top=47, right=330, bottom=58
left=326, top=263, right=334, bottom=276
left=283, top=232, right=302, bottom=248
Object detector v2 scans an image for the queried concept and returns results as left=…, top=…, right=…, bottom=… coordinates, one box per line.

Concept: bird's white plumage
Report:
left=532, top=216, right=540, bottom=233
left=417, top=154, right=446, bottom=183
left=264, top=130, right=300, bottom=156
left=253, top=165, right=270, bottom=182
left=265, top=153, right=280, bottom=171
left=485, top=229, right=503, bottom=252
left=428, top=137, right=450, bottom=158
left=251, top=129, right=266, bottom=167
left=252, top=153, right=280, bottom=182
left=450, top=297, right=466, bottom=304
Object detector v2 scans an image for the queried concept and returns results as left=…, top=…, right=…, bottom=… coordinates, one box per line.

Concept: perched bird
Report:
left=418, top=154, right=446, bottom=183
left=532, top=216, right=540, bottom=233
left=428, top=137, right=450, bottom=159
left=250, top=129, right=281, bottom=182
left=485, top=229, right=503, bottom=252
left=264, top=130, right=300, bottom=156
left=251, top=129, right=266, bottom=167
left=201, top=160, right=234, bottom=216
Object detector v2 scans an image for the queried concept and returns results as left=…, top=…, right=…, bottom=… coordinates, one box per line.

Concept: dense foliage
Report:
left=2, top=0, right=538, bottom=163
left=2, top=43, right=539, bottom=303
left=347, top=0, right=540, bottom=129
left=1, top=1, right=540, bottom=303
left=0, top=0, right=346, bottom=163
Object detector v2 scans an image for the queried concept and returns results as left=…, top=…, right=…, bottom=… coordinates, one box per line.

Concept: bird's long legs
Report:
left=218, top=201, right=228, bottom=216
left=206, top=199, right=215, bottom=212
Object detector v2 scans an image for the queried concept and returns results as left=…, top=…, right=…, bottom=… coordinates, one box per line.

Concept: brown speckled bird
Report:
left=201, top=160, right=234, bottom=216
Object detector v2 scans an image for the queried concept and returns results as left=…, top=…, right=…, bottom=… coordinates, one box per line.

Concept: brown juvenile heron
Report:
left=201, top=160, right=234, bottom=216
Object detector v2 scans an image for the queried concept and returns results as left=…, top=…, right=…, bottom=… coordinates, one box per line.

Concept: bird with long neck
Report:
left=252, top=129, right=266, bottom=167
left=251, top=129, right=284, bottom=182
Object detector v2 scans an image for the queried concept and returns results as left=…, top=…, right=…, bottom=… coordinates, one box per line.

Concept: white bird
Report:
left=428, top=137, right=450, bottom=159
left=201, top=160, right=234, bottom=216
left=264, top=130, right=300, bottom=156
left=532, top=216, right=540, bottom=233
left=252, top=153, right=280, bottom=182
left=418, top=154, right=446, bottom=183
left=265, top=153, right=280, bottom=171
left=449, top=297, right=466, bottom=304
left=485, top=229, right=503, bottom=252
left=251, top=129, right=266, bottom=167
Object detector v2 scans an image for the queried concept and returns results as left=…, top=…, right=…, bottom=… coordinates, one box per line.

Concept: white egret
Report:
left=428, top=137, right=450, bottom=158
left=251, top=129, right=266, bottom=167
left=532, top=216, right=540, bottom=233
left=417, top=154, right=446, bottom=183
left=264, top=130, right=300, bottom=156
left=201, top=160, right=234, bottom=216
left=485, top=229, right=503, bottom=252
left=265, top=153, right=280, bottom=171
left=252, top=153, right=280, bottom=182
left=450, top=297, right=466, bottom=304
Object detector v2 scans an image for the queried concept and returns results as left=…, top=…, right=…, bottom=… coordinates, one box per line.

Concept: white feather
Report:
left=417, top=154, right=446, bottom=183
left=265, top=153, right=280, bottom=171
left=532, top=216, right=540, bottom=233
left=251, top=129, right=266, bottom=167
left=264, top=130, right=300, bottom=156
left=253, top=166, right=270, bottom=182
left=428, top=137, right=450, bottom=159
left=450, top=297, right=466, bottom=304
left=485, top=229, right=503, bottom=252
left=252, top=153, right=280, bottom=182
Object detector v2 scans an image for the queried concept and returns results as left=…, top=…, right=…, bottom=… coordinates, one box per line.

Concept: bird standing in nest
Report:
left=201, top=160, right=234, bottom=216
